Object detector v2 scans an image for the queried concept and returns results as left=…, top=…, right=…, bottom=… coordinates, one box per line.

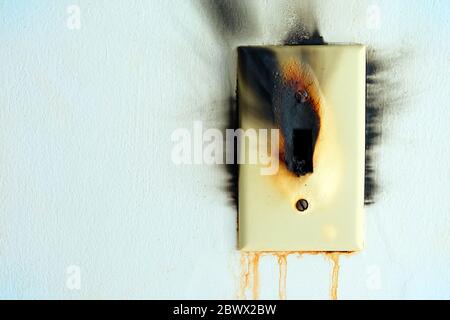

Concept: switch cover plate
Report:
left=238, top=45, right=365, bottom=252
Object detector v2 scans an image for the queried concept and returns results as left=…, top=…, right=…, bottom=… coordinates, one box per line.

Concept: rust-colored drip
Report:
left=239, top=252, right=261, bottom=300
left=238, top=252, right=250, bottom=299
left=250, top=252, right=261, bottom=300
left=239, top=251, right=351, bottom=300
left=326, top=252, right=341, bottom=300
left=275, top=253, right=288, bottom=300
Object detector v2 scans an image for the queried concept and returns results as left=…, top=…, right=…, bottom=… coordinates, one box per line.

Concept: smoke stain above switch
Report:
left=198, top=0, right=399, bottom=208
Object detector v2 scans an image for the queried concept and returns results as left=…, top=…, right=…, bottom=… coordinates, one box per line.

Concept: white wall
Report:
left=0, top=0, right=448, bottom=299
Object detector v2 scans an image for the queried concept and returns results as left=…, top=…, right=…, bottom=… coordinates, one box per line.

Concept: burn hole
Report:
left=292, top=129, right=314, bottom=175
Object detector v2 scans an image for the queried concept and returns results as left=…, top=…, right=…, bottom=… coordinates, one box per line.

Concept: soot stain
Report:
left=365, top=52, right=383, bottom=205
left=197, top=0, right=257, bottom=40
left=225, top=95, right=239, bottom=210
left=199, top=0, right=258, bottom=210
left=282, top=5, right=326, bottom=45
left=237, top=46, right=279, bottom=122
left=273, top=60, right=321, bottom=176
left=284, top=27, right=326, bottom=45
left=238, top=46, right=323, bottom=177
left=365, top=49, right=404, bottom=205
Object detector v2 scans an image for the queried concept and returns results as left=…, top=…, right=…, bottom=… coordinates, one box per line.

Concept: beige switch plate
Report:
left=238, top=45, right=365, bottom=252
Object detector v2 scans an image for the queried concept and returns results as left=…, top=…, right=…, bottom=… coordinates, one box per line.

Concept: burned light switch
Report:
left=238, top=45, right=365, bottom=252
